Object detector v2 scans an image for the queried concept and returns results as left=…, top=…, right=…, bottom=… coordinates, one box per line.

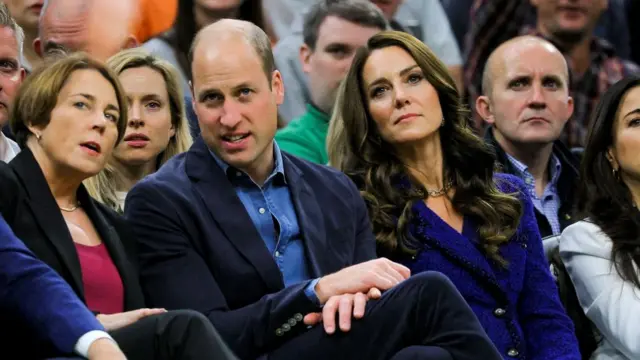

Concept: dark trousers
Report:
left=268, top=272, right=501, bottom=360
left=112, top=309, right=239, bottom=360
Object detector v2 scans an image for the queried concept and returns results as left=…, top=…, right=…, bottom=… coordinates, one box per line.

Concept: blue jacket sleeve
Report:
left=510, top=178, right=581, bottom=360
left=0, top=215, right=104, bottom=355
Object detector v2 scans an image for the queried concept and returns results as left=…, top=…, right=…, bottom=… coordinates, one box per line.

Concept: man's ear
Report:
left=33, top=37, right=42, bottom=58
left=299, top=43, right=313, bottom=74
left=272, top=70, right=285, bottom=105
left=123, top=35, right=139, bottom=50
left=475, top=95, right=495, bottom=125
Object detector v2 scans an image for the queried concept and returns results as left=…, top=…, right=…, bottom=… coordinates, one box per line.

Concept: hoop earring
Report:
left=613, top=168, right=620, bottom=181
left=35, top=133, right=42, bottom=141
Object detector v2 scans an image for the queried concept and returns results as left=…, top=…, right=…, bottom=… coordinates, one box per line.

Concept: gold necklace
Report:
left=424, top=180, right=453, bottom=197
left=60, top=203, right=81, bottom=212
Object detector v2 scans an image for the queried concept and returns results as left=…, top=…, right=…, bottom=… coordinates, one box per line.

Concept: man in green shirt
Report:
left=275, top=0, right=386, bottom=164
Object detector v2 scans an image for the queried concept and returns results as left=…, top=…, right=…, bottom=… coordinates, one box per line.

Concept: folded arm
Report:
left=0, top=215, right=111, bottom=357
left=125, top=183, right=320, bottom=359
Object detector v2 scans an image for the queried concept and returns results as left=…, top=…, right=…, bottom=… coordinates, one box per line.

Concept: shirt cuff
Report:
left=304, top=278, right=322, bottom=307
left=74, top=330, right=115, bottom=358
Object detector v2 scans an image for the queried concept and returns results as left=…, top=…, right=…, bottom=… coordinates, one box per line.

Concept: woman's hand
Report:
left=96, top=308, right=167, bottom=331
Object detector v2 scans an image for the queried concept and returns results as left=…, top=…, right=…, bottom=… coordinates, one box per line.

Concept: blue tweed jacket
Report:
left=399, top=173, right=580, bottom=360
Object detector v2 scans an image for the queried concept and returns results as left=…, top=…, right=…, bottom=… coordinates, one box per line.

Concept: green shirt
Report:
left=275, top=104, right=329, bottom=164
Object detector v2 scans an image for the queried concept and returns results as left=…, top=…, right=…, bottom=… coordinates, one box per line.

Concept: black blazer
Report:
left=484, top=127, right=580, bottom=237
left=125, top=138, right=377, bottom=359
left=0, top=149, right=145, bottom=311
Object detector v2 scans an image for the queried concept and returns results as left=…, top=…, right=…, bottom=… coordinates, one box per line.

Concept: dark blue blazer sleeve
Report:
left=125, top=182, right=321, bottom=359
left=505, top=177, right=581, bottom=360
left=0, top=215, right=103, bottom=355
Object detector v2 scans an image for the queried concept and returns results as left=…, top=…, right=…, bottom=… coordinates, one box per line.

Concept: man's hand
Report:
left=314, top=258, right=410, bottom=304
left=87, top=338, right=126, bottom=360
left=96, top=308, right=166, bottom=331
left=304, top=287, right=382, bottom=334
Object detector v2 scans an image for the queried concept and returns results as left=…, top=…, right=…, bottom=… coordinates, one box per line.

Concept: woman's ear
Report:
left=606, top=147, right=619, bottom=170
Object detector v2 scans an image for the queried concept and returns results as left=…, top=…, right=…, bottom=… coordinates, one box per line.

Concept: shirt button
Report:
left=275, top=251, right=280, bottom=257
left=259, top=207, right=266, bottom=214
left=493, top=308, right=506, bottom=317
left=275, top=328, right=284, bottom=336
left=235, top=171, right=242, bottom=177
left=288, top=318, right=297, bottom=326
left=282, top=323, right=291, bottom=331
left=294, top=313, right=303, bottom=321
left=507, top=348, right=519, bottom=357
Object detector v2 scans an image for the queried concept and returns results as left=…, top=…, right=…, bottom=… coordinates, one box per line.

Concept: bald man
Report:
left=476, top=35, right=579, bottom=238
left=34, top=0, right=138, bottom=61
left=126, top=19, right=503, bottom=360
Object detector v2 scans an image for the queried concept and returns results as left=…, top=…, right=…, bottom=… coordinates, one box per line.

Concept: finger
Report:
left=322, top=297, right=339, bottom=334
left=386, top=259, right=411, bottom=279
left=367, top=287, right=382, bottom=299
left=381, top=262, right=408, bottom=284
left=372, top=268, right=402, bottom=290
left=303, top=312, right=322, bottom=326
left=338, top=295, right=354, bottom=332
left=353, top=292, right=367, bottom=319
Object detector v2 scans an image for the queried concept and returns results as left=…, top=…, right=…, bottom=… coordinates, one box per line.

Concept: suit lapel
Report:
left=12, top=150, right=84, bottom=296
left=412, top=201, right=508, bottom=303
left=186, top=139, right=284, bottom=292
left=283, top=154, right=327, bottom=278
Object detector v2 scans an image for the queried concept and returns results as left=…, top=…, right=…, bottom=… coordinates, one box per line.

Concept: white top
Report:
left=0, top=132, right=19, bottom=163
left=115, top=191, right=127, bottom=213
left=560, top=220, right=640, bottom=360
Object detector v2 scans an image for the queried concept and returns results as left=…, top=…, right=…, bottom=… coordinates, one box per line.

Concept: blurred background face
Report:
left=34, top=69, right=120, bottom=177
left=38, top=0, right=135, bottom=61
left=531, top=0, right=607, bottom=42
left=370, top=0, right=403, bottom=20
left=362, top=46, right=443, bottom=146
left=195, top=0, right=242, bottom=10
left=111, top=66, right=175, bottom=168
left=191, top=37, right=283, bottom=172
left=610, top=86, right=640, bottom=183
left=302, top=15, right=381, bottom=114
left=0, top=26, right=24, bottom=127
left=4, top=0, right=43, bottom=32
left=485, top=43, right=573, bottom=146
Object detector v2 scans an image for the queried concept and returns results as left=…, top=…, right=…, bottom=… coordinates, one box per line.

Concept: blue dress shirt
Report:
left=210, top=142, right=319, bottom=303
left=506, top=153, right=563, bottom=235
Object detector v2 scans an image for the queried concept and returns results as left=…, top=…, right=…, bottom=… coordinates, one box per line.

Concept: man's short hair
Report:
left=189, top=21, right=275, bottom=82
left=0, top=2, right=24, bottom=65
left=303, top=0, right=388, bottom=50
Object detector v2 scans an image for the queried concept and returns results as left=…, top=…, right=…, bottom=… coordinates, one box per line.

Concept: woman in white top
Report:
left=561, top=76, right=640, bottom=360
left=84, top=49, right=192, bottom=212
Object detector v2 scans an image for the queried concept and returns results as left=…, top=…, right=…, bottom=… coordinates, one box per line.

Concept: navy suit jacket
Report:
left=0, top=214, right=103, bottom=357
left=125, top=138, right=376, bottom=359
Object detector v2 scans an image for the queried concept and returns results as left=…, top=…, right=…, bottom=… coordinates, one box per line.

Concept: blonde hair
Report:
left=84, top=48, right=193, bottom=211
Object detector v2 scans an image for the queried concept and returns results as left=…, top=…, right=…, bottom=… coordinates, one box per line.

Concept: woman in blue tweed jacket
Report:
left=328, top=30, right=580, bottom=360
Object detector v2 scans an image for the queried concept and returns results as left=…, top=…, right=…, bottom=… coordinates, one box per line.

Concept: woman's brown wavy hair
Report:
left=328, top=31, right=522, bottom=264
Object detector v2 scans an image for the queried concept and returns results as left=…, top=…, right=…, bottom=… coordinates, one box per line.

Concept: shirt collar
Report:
left=506, top=152, right=562, bottom=187
left=209, top=141, right=286, bottom=184
left=0, top=131, right=19, bottom=163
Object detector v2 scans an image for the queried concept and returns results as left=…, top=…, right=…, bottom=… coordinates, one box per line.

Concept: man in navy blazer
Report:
left=0, top=215, right=126, bottom=359
left=126, top=19, right=501, bottom=360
